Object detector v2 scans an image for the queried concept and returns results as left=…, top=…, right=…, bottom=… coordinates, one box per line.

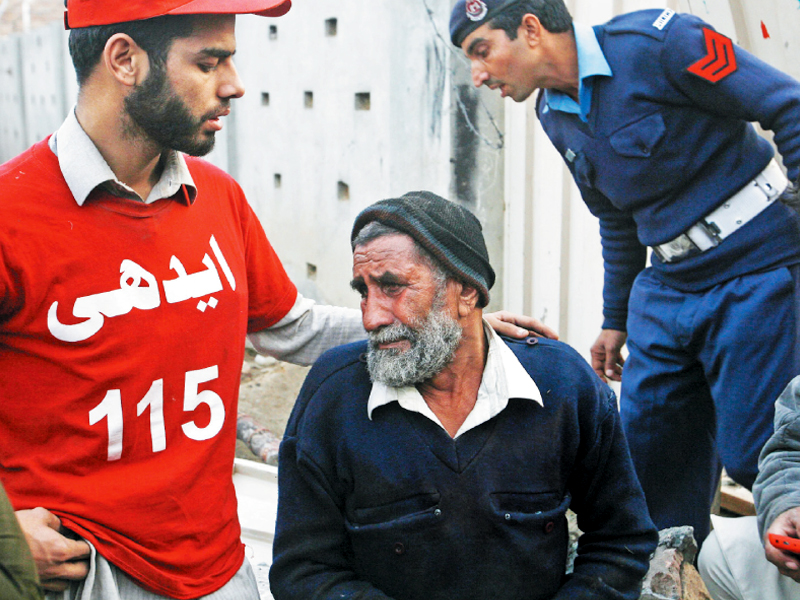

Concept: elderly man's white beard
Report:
left=366, top=303, right=463, bottom=388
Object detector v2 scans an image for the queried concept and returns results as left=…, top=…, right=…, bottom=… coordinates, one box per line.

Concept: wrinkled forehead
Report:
left=352, top=234, right=422, bottom=271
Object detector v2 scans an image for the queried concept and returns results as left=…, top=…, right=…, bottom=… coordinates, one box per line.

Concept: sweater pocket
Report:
left=343, top=491, right=571, bottom=599
left=481, top=491, right=572, bottom=598
left=350, top=492, right=441, bottom=525
left=344, top=493, right=447, bottom=598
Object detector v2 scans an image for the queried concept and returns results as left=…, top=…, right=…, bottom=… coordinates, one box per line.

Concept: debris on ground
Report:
left=639, top=527, right=711, bottom=600
left=236, top=347, right=310, bottom=461
left=237, top=413, right=281, bottom=465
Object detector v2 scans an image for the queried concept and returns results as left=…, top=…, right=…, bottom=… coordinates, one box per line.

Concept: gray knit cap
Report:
left=351, top=191, right=495, bottom=307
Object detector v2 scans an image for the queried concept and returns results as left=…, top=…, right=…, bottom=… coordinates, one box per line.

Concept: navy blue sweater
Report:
left=538, top=10, right=800, bottom=330
left=270, top=338, right=658, bottom=600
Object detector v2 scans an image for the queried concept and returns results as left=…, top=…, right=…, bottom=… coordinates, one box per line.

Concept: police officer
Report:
left=450, top=0, right=800, bottom=544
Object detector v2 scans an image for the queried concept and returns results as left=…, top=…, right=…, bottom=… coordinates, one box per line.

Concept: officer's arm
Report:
left=590, top=329, right=627, bottom=382
left=580, top=186, right=647, bottom=360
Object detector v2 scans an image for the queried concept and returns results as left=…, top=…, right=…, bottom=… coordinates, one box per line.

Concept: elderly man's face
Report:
left=351, top=233, right=462, bottom=386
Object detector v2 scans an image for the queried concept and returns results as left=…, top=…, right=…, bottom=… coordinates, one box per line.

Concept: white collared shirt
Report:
left=367, top=322, right=543, bottom=439
left=48, top=108, right=197, bottom=206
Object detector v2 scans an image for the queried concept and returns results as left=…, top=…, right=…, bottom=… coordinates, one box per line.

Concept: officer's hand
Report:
left=780, top=179, right=800, bottom=213
left=590, top=329, right=627, bottom=382
left=16, top=507, right=91, bottom=592
left=484, top=311, right=558, bottom=340
left=764, top=507, right=800, bottom=583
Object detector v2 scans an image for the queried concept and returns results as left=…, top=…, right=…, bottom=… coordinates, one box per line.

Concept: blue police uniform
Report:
left=537, top=9, right=800, bottom=543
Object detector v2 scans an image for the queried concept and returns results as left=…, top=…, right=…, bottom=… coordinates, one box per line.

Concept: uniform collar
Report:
left=543, top=22, right=612, bottom=122
left=49, top=108, right=197, bottom=206
left=367, top=321, right=543, bottom=438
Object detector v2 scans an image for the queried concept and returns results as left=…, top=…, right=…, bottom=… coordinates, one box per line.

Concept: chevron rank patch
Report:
left=687, top=28, right=738, bottom=83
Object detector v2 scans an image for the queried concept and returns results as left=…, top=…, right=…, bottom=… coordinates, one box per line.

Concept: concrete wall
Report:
left=0, top=21, right=72, bottom=161
left=0, top=0, right=63, bottom=37
left=227, top=0, right=458, bottom=308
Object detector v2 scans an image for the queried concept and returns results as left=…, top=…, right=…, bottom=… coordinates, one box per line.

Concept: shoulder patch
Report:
left=603, top=9, right=672, bottom=41
left=652, top=9, right=675, bottom=31
left=686, top=27, right=737, bottom=83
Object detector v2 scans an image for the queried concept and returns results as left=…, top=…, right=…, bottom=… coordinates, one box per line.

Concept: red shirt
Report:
left=0, top=139, right=297, bottom=598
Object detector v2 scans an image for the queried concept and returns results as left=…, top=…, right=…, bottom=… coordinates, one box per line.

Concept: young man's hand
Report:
left=16, top=507, right=91, bottom=592
left=484, top=311, right=558, bottom=340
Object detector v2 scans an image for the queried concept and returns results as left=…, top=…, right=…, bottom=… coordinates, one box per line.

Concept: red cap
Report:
left=64, top=0, right=291, bottom=29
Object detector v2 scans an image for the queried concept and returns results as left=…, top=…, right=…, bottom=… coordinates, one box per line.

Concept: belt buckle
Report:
left=690, top=219, right=723, bottom=248
left=653, top=234, right=699, bottom=263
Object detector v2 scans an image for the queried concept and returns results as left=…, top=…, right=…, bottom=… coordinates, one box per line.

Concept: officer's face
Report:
left=124, top=14, right=245, bottom=156
left=461, top=20, right=541, bottom=102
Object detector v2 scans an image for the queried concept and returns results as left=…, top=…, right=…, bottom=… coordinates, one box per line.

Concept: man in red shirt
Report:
left=1, top=2, right=303, bottom=598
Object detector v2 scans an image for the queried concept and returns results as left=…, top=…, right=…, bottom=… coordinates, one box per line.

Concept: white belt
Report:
left=653, top=159, right=788, bottom=263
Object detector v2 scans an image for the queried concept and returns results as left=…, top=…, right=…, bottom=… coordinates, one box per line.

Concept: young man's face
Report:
left=461, top=21, right=539, bottom=102
left=124, top=14, right=244, bottom=156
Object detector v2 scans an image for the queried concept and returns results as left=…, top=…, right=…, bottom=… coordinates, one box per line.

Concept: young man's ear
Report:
left=103, top=33, right=149, bottom=87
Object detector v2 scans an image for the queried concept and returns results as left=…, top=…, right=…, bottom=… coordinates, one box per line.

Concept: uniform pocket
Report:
left=609, top=112, right=666, bottom=158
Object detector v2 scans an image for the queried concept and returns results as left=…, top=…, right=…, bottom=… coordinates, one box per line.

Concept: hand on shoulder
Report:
left=484, top=311, right=558, bottom=340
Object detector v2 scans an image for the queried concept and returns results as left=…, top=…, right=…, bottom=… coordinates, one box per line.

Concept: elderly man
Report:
left=269, top=191, right=658, bottom=600
left=450, top=0, right=800, bottom=544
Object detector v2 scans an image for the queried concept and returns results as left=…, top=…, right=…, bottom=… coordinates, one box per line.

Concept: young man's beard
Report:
left=123, top=65, right=225, bottom=157
left=366, top=297, right=463, bottom=388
